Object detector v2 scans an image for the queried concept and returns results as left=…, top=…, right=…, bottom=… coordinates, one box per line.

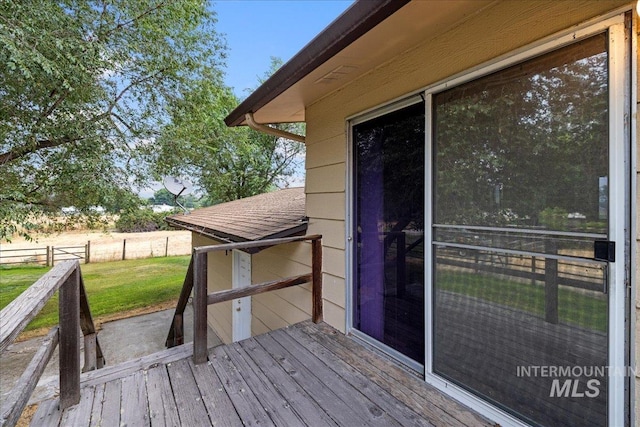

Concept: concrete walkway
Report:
left=0, top=306, right=221, bottom=405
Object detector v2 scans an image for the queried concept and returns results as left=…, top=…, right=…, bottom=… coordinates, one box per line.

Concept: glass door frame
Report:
left=345, top=94, right=426, bottom=374
left=423, top=14, right=631, bottom=427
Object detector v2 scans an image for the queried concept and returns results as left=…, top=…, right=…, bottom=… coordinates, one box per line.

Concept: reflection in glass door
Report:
left=353, top=101, right=425, bottom=364
left=431, top=33, right=611, bottom=426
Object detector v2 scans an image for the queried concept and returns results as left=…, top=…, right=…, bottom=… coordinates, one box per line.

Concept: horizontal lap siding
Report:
left=303, top=0, right=633, bottom=374
left=251, top=242, right=313, bottom=334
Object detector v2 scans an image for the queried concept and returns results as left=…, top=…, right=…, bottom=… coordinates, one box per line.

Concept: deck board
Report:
left=266, top=330, right=403, bottom=427
left=31, top=321, right=492, bottom=427
left=167, top=358, right=212, bottom=426
left=237, top=338, right=338, bottom=427
left=188, top=358, right=244, bottom=427
left=88, top=384, right=104, bottom=427
left=210, top=345, right=276, bottom=427
left=254, top=333, right=371, bottom=426
left=282, top=327, right=428, bottom=427
left=223, top=342, right=306, bottom=426
left=120, top=371, right=150, bottom=426
left=100, top=379, right=121, bottom=427
left=146, top=365, right=181, bottom=427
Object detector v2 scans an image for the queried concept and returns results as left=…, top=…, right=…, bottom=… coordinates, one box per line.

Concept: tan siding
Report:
left=251, top=241, right=314, bottom=334
left=251, top=316, right=269, bottom=337
left=305, top=115, right=344, bottom=146
left=323, top=246, right=345, bottom=279
left=306, top=162, right=345, bottom=194
left=255, top=291, right=310, bottom=324
left=305, top=135, right=345, bottom=169
left=323, top=300, right=346, bottom=334
left=323, top=273, right=345, bottom=308
left=309, top=218, right=345, bottom=250
left=306, top=193, right=345, bottom=221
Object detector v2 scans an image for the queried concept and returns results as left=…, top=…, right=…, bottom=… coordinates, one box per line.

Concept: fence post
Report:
left=59, top=263, right=80, bottom=410
left=531, top=256, right=536, bottom=285
left=122, top=239, right=126, bottom=261
left=51, top=246, right=55, bottom=266
left=46, top=246, right=51, bottom=267
left=86, top=241, right=91, bottom=264
left=544, top=239, right=558, bottom=324
left=165, top=236, right=169, bottom=257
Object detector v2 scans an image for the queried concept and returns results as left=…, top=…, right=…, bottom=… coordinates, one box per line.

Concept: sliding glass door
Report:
left=352, top=100, right=425, bottom=364
left=429, top=30, right=620, bottom=426
left=350, top=16, right=628, bottom=427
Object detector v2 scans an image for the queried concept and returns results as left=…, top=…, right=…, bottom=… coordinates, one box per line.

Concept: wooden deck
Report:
left=31, top=321, right=491, bottom=426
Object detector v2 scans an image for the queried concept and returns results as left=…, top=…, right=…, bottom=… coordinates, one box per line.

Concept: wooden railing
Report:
left=0, top=261, right=104, bottom=427
left=166, top=235, right=323, bottom=364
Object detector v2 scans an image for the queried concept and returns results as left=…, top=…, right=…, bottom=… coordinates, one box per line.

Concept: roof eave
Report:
left=224, top=0, right=411, bottom=128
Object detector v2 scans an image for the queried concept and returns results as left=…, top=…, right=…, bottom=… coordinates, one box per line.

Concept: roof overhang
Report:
left=164, top=188, right=308, bottom=253
left=225, top=0, right=497, bottom=127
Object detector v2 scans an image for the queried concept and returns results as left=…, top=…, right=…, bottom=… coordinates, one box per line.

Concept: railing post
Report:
left=193, top=251, right=208, bottom=364
left=59, top=263, right=80, bottom=410
left=311, top=238, right=323, bottom=323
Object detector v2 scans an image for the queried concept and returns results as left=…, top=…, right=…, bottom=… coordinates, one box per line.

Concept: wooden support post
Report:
left=165, top=236, right=169, bottom=257
left=193, top=251, right=208, bottom=364
left=174, top=314, right=184, bottom=346
left=165, top=257, right=194, bottom=348
left=86, top=241, right=91, bottom=264
left=83, top=333, right=98, bottom=372
left=311, top=239, right=323, bottom=323
left=51, top=246, right=55, bottom=266
left=122, top=239, right=126, bottom=261
left=59, top=265, right=80, bottom=410
left=544, top=240, right=558, bottom=324
left=46, top=246, right=51, bottom=267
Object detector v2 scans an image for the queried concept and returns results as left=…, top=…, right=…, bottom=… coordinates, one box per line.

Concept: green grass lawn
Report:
left=437, top=270, right=607, bottom=332
left=0, top=256, right=191, bottom=333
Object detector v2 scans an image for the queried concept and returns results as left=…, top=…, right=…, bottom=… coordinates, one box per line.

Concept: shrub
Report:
left=115, top=208, right=172, bottom=232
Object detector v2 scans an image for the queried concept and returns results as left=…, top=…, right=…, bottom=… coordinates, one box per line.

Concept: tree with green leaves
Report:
left=153, top=57, right=305, bottom=204
left=0, top=0, right=225, bottom=241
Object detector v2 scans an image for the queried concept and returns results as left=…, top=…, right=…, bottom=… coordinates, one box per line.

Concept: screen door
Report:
left=430, top=31, right=621, bottom=426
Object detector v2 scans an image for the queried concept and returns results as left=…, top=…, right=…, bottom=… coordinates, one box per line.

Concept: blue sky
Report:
left=143, top=1, right=352, bottom=198
left=213, top=1, right=353, bottom=98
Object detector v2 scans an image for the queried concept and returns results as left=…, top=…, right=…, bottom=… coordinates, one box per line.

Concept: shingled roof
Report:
left=165, top=187, right=307, bottom=243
